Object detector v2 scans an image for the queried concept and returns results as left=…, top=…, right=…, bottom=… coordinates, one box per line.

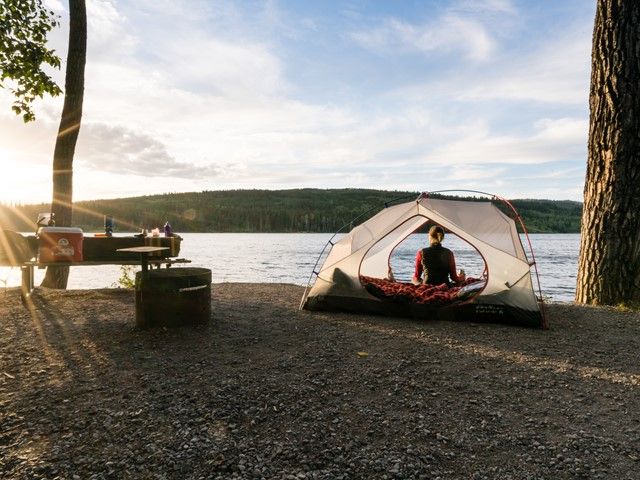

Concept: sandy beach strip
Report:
left=1, top=283, right=639, bottom=479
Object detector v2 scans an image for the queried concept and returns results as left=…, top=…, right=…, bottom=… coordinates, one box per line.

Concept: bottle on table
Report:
left=164, top=221, right=173, bottom=237
left=104, top=215, right=114, bottom=237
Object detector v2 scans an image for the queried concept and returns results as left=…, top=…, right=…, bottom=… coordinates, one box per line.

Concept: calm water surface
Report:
left=0, top=233, right=580, bottom=302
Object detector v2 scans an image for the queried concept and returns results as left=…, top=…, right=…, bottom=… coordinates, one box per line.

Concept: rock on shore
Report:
left=1, top=284, right=639, bottom=479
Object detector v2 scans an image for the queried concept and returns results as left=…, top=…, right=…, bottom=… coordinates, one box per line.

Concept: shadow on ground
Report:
left=1, top=284, right=638, bottom=479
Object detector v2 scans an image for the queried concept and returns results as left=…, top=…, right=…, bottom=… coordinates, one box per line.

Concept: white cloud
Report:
left=0, top=0, right=593, bottom=203
left=76, top=123, right=225, bottom=178
left=87, top=0, right=137, bottom=57
left=527, top=165, right=585, bottom=180
left=84, top=1, right=286, bottom=100
left=351, top=15, right=496, bottom=61
left=157, top=36, right=285, bottom=98
left=458, top=33, right=591, bottom=105
left=386, top=19, right=591, bottom=108
left=260, top=0, right=318, bottom=38
left=454, top=0, right=515, bottom=14
left=427, top=117, right=587, bottom=166
left=0, top=104, right=57, bottom=165
left=446, top=164, right=506, bottom=181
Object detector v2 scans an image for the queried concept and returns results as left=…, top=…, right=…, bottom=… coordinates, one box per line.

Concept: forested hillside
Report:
left=0, top=189, right=582, bottom=233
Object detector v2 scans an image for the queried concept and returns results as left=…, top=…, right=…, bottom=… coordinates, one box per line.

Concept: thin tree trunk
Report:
left=41, top=0, right=87, bottom=289
left=576, top=0, right=640, bottom=305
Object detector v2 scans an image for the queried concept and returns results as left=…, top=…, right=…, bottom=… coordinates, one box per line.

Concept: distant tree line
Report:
left=0, top=189, right=582, bottom=234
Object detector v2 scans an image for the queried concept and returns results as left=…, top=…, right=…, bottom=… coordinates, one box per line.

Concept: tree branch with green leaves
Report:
left=0, top=0, right=62, bottom=122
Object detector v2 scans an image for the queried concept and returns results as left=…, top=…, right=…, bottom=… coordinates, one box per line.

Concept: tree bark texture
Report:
left=576, top=0, right=640, bottom=305
left=41, top=0, right=86, bottom=289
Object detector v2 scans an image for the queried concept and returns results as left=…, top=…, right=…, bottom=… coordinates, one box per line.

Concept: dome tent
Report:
left=300, top=192, right=547, bottom=329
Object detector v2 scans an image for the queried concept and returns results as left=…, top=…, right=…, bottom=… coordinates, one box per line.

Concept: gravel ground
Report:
left=1, top=283, right=639, bottom=480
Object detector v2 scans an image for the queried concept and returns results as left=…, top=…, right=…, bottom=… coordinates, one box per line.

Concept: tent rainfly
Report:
left=300, top=192, right=547, bottom=329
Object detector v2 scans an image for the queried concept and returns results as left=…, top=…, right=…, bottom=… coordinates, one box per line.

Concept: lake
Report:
left=0, top=233, right=579, bottom=302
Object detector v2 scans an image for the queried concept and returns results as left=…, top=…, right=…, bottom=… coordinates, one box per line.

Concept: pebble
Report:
left=1, top=286, right=639, bottom=479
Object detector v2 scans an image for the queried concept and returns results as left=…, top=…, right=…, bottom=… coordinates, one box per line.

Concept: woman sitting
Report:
left=412, top=225, right=465, bottom=286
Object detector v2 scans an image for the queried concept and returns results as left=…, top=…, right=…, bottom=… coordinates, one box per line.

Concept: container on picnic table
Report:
left=38, top=227, right=84, bottom=263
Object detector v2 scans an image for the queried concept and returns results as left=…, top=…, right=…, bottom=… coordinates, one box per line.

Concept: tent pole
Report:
left=422, top=189, right=549, bottom=329
left=299, top=195, right=416, bottom=310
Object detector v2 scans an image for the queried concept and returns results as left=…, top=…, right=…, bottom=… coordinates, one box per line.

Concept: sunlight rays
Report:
left=1, top=198, right=145, bottom=233
left=21, top=294, right=114, bottom=384
left=56, top=122, right=81, bottom=140
left=1, top=204, right=41, bottom=235
left=36, top=299, right=111, bottom=380
left=55, top=199, right=142, bottom=231
left=0, top=230, right=20, bottom=266
left=1, top=193, right=141, bottom=233
left=52, top=168, right=73, bottom=175
left=22, top=296, right=57, bottom=366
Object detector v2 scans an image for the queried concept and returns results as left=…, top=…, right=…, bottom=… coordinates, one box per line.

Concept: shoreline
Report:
left=1, top=284, right=638, bottom=478
left=0, top=281, right=578, bottom=305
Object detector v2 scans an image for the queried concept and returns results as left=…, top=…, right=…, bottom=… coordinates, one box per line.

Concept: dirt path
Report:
left=1, top=284, right=639, bottom=479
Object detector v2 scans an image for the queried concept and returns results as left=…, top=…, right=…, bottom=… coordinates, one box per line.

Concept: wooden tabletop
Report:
left=116, top=246, right=170, bottom=253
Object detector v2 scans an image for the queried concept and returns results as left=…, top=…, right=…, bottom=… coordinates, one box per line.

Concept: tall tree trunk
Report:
left=41, top=0, right=87, bottom=289
left=576, top=0, right=640, bottom=305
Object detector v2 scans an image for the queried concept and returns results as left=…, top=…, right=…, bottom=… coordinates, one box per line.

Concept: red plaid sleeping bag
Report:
left=360, top=276, right=482, bottom=306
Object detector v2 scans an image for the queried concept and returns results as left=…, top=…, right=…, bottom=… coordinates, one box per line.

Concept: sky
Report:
left=0, top=0, right=596, bottom=204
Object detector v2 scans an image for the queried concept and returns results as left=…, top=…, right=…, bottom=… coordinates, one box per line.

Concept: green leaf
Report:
left=0, top=0, right=61, bottom=122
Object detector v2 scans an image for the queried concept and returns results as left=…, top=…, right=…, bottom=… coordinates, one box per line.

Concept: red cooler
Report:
left=38, top=227, right=84, bottom=263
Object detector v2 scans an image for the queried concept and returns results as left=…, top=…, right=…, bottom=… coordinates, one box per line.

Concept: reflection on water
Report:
left=0, top=233, right=579, bottom=302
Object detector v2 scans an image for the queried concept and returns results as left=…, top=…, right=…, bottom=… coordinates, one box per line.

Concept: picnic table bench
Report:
left=20, top=256, right=191, bottom=300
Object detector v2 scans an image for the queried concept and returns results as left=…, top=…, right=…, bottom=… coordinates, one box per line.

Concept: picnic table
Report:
left=116, top=246, right=171, bottom=277
left=20, top=254, right=190, bottom=300
left=1, top=230, right=191, bottom=300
